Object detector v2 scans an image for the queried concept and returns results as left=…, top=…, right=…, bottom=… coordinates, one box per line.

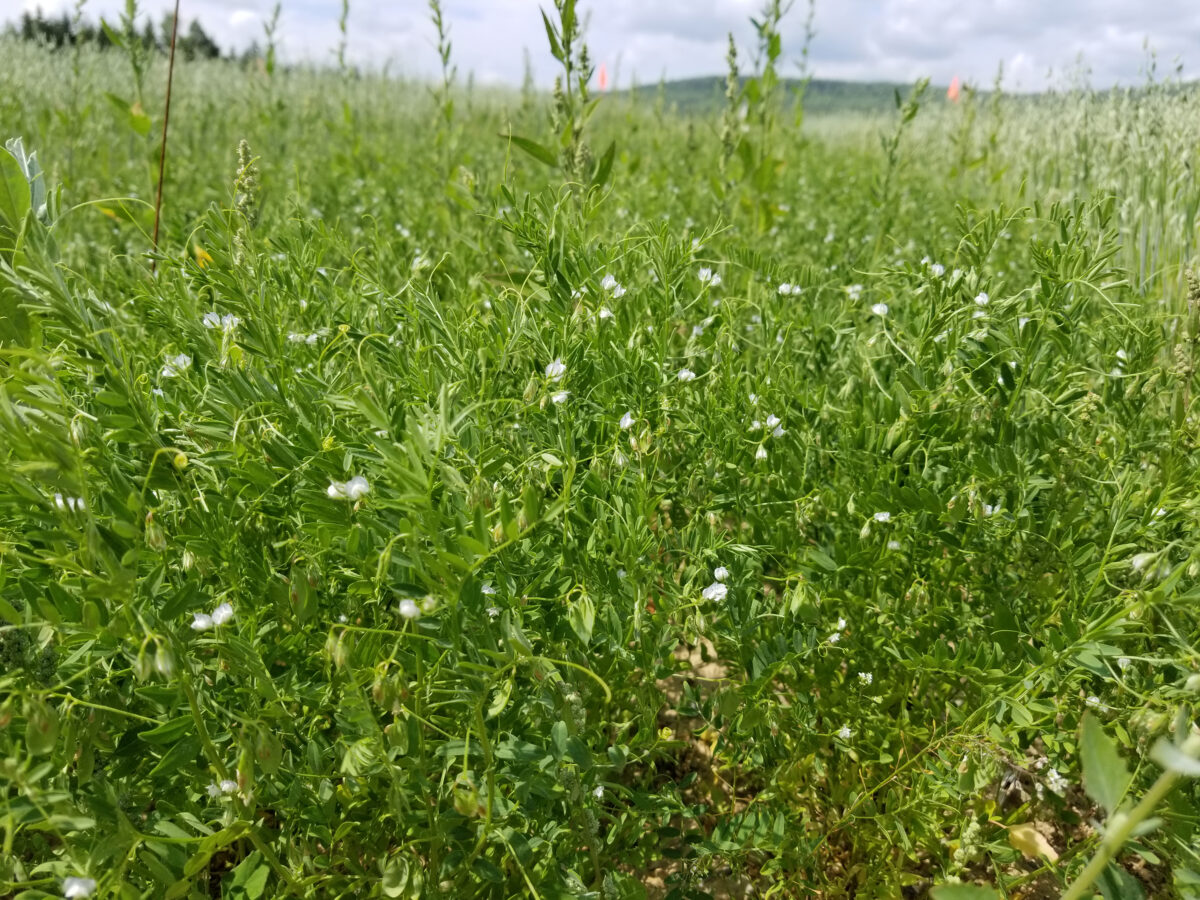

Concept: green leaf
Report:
left=551, top=720, right=569, bottom=758
left=138, top=716, right=194, bottom=745
left=487, top=678, right=513, bottom=719
left=100, top=18, right=126, bottom=47
left=501, top=133, right=559, bottom=168
left=1097, top=861, right=1146, bottom=900
left=0, top=144, right=31, bottom=234
left=930, top=886, right=1000, bottom=900
left=25, top=700, right=59, bottom=756
left=540, top=10, right=563, bottom=63
left=591, top=140, right=616, bottom=189
left=229, top=851, right=270, bottom=900
left=568, top=593, right=595, bottom=644
left=1081, top=713, right=1132, bottom=816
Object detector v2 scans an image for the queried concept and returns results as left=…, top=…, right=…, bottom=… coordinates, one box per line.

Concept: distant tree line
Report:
left=7, top=8, right=224, bottom=60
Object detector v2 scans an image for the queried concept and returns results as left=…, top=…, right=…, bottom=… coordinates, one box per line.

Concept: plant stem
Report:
left=1060, top=769, right=1180, bottom=900
left=151, top=0, right=181, bottom=271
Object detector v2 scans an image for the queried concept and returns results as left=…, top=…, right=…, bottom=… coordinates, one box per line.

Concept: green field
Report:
left=3, top=4, right=1200, bottom=898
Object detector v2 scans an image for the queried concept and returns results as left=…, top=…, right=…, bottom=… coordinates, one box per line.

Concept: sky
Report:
left=8, top=0, right=1200, bottom=92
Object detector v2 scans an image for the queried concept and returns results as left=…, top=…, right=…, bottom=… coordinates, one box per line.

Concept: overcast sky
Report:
left=9, top=0, right=1199, bottom=91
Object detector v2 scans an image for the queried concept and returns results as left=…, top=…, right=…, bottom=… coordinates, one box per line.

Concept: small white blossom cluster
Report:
left=191, top=601, right=233, bottom=631
left=287, top=332, right=322, bottom=345
left=545, top=358, right=566, bottom=381
left=327, top=475, right=370, bottom=500
left=750, top=412, right=785, bottom=461
left=777, top=282, right=800, bottom=296
left=399, top=596, right=438, bottom=620
left=161, top=352, right=192, bottom=378
left=206, top=777, right=239, bottom=797
left=53, top=493, right=86, bottom=512
left=62, top=876, right=97, bottom=898
left=702, top=565, right=729, bottom=602
left=600, top=273, right=627, bottom=298
left=858, top=671, right=873, bottom=686
left=202, top=311, right=241, bottom=332
left=829, top=616, right=847, bottom=644
left=1044, top=767, right=1069, bottom=796
left=698, top=267, right=722, bottom=287
left=677, top=367, right=697, bottom=382
left=837, top=725, right=852, bottom=740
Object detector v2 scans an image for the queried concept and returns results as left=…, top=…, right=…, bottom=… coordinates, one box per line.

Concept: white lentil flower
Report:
left=1130, top=552, right=1154, bottom=572
left=53, top=494, right=86, bottom=512
left=765, top=414, right=780, bottom=429
left=191, top=613, right=214, bottom=631
left=698, top=268, right=721, bottom=287
left=592, top=785, right=605, bottom=799
left=620, top=411, right=635, bottom=430
left=613, top=449, right=627, bottom=467
left=1045, top=767, right=1068, bottom=796
left=828, top=632, right=841, bottom=644
left=858, top=672, right=873, bottom=686
left=486, top=606, right=500, bottom=619
left=772, top=425, right=785, bottom=438
left=160, top=353, right=192, bottom=378
left=751, top=419, right=762, bottom=430
left=837, top=725, right=852, bottom=740
left=1116, top=348, right=1128, bottom=362
left=1153, top=507, right=1166, bottom=518
left=550, top=390, right=569, bottom=404
left=219, top=779, right=238, bottom=794
left=617, top=568, right=628, bottom=579
left=887, top=540, right=901, bottom=550
left=327, top=475, right=370, bottom=500
left=929, top=263, right=945, bottom=277
left=598, top=306, right=614, bottom=320
left=62, top=877, right=97, bottom=898
left=836, top=617, right=847, bottom=630
left=600, top=274, right=626, bottom=297
left=481, top=582, right=497, bottom=596
left=871, top=302, right=889, bottom=317
left=702, top=581, right=728, bottom=602
left=206, top=782, right=222, bottom=797
left=749, top=392, right=759, bottom=404
left=1019, top=317, right=1031, bottom=328
left=545, top=358, right=566, bottom=381
left=1117, top=656, right=1131, bottom=670
left=974, top=292, right=989, bottom=306
left=713, top=566, right=729, bottom=582
left=778, top=282, right=793, bottom=295
left=202, top=312, right=240, bottom=332
left=755, top=445, right=768, bottom=461
left=677, top=368, right=697, bottom=382
left=398, top=599, right=421, bottom=620
left=691, top=323, right=705, bottom=338
left=847, top=284, right=863, bottom=301
left=873, top=511, right=891, bottom=523
left=1085, top=695, right=1104, bottom=710
left=210, top=602, right=234, bottom=626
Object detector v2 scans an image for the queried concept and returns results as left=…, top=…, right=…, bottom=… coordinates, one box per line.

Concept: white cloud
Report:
left=5, top=0, right=1197, bottom=90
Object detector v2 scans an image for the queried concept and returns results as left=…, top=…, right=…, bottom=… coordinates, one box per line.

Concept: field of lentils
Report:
left=4, top=2, right=1200, bottom=898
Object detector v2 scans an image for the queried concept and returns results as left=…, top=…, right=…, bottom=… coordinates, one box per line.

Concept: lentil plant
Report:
left=3, top=7, right=1200, bottom=900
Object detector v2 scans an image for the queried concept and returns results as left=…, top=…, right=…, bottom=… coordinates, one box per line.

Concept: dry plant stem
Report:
left=151, top=0, right=182, bottom=272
